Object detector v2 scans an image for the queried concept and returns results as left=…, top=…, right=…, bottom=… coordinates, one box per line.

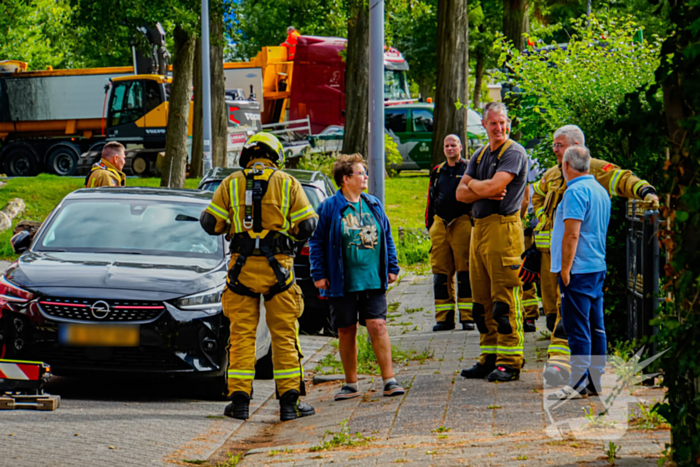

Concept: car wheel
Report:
left=3, top=144, right=39, bottom=176
left=254, top=344, right=273, bottom=380
left=132, top=155, right=149, bottom=175
left=47, top=146, right=79, bottom=176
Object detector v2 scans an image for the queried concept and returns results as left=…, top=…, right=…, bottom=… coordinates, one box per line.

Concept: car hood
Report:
left=4, top=252, right=228, bottom=301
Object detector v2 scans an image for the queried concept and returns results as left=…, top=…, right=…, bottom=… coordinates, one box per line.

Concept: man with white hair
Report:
left=521, top=124, right=660, bottom=389
left=547, top=146, right=610, bottom=399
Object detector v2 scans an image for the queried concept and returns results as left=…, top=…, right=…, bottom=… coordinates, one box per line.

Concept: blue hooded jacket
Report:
left=309, top=191, right=400, bottom=298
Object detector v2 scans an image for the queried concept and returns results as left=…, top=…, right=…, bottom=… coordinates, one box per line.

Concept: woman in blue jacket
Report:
left=309, top=154, right=404, bottom=401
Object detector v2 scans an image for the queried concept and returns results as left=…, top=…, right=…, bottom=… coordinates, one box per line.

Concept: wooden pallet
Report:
left=0, top=394, right=61, bottom=411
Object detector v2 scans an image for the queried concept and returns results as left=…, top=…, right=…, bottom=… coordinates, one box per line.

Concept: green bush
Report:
left=496, top=13, right=665, bottom=343
left=396, top=227, right=430, bottom=266
left=296, top=151, right=337, bottom=179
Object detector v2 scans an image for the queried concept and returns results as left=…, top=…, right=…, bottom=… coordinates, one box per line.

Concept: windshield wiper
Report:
left=175, top=214, right=199, bottom=222
left=96, top=251, right=143, bottom=255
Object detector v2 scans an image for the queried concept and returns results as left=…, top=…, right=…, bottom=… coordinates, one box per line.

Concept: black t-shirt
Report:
left=429, top=159, right=471, bottom=224
left=466, top=140, right=527, bottom=219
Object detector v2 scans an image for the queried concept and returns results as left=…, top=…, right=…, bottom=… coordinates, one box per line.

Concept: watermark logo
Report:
left=543, top=347, right=667, bottom=440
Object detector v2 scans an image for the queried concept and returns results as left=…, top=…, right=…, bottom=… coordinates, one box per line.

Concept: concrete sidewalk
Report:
left=202, top=274, right=669, bottom=466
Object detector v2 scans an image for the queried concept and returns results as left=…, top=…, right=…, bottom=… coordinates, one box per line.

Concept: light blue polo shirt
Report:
left=551, top=174, right=611, bottom=274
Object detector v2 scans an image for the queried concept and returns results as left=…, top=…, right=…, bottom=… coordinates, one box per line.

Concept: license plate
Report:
left=58, top=324, right=139, bottom=347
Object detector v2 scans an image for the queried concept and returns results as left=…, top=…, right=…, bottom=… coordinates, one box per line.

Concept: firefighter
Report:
left=522, top=124, right=660, bottom=387
left=84, top=141, right=126, bottom=188
left=199, top=132, right=318, bottom=421
left=281, top=26, right=301, bottom=61
left=456, top=102, right=529, bottom=382
left=425, top=134, right=474, bottom=331
left=519, top=184, right=540, bottom=332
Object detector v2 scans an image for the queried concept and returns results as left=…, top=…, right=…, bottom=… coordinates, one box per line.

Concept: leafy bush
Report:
left=396, top=227, right=430, bottom=266
left=496, top=13, right=665, bottom=343
left=385, top=133, right=403, bottom=178
left=296, top=151, right=337, bottom=179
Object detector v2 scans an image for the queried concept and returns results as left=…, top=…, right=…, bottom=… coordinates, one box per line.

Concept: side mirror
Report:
left=11, top=231, right=31, bottom=255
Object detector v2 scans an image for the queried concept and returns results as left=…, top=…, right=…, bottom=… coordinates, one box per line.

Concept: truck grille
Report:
left=38, top=298, right=165, bottom=323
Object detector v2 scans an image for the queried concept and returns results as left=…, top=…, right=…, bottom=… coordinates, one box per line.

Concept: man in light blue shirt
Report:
left=549, top=146, right=611, bottom=400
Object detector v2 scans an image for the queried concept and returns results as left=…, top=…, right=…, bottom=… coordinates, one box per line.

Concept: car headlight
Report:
left=174, top=286, right=224, bottom=311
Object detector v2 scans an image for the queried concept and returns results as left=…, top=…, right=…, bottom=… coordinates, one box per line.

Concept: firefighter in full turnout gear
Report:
left=199, top=132, right=318, bottom=421
left=523, top=124, right=660, bottom=387
left=519, top=185, right=540, bottom=332
left=456, top=102, right=529, bottom=382
left=84, top=141, right=126, bottom=188
left=426, top=134, right=474, bottom=332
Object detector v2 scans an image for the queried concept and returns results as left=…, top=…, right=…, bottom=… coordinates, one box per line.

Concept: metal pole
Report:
left=201, top=0, right=213, bottom=170
left=586, top=0, right=591, bottom=16
left=368, top=0, right=385, bottom=203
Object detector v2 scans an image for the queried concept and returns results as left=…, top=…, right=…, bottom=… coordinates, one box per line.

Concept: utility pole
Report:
left=587, top=0, right=591, bottom=16
left=201, top=0, right=213, bottom=171
left=368, top=0, right=385, bottom=203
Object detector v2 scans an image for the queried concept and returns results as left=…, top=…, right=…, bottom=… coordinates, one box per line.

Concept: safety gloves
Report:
left=644, top=193, right=660, bottom=210
left=519, top=244, right=541, bottom=285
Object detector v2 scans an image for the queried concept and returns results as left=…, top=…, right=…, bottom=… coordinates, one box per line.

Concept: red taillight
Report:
left=301, top=242, right=310, bottom=256
left=0, top=276, right=33, bottom=313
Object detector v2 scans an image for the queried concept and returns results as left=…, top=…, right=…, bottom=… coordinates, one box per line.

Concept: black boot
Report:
left=461, top=321, right=475, bottom=331
left=460, top=354, right=496, bottom=379
left=279, top=389, right=316, bottom=422
left=523, top=319, right=537, bottom=333
left=224, top=391, right=250, bottom=420
left=433, top=321, right=455, bottom=332
left=488, top=365, right=520, bottom=382
left=542, top=363, right=569, bottom=388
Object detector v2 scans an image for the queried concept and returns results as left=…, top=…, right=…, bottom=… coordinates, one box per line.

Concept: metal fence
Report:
left=626, top=200, right=662, bottom=342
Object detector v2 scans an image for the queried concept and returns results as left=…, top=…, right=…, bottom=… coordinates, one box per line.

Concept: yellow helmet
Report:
left=239, top=132, right=285, bottom=167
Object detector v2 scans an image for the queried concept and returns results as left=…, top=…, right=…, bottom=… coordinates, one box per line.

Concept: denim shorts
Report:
left=329, top=289, right=387, bottom=329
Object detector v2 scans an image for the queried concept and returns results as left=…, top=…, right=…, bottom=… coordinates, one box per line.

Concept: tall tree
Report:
left=210, top=2, right=228, bottom=169
left=503, top=0, right=528, bottom=51
left=430, top=0, right=469, bottom=166
left=341, top=0, right=369, bottom=157
left=160, top=25, right=196, bottom=187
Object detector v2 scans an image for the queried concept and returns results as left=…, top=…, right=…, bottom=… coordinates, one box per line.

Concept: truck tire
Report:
left=47, top=145, right=79, bottom=176
left=131, top=155, right=149, bottom=175
left=2, top=143, right=39, bottom=177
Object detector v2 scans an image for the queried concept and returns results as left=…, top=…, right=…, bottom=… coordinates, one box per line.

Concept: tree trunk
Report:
left=211, top=9, right=227, bottom=169
left=430, top=0, right=469, bottom=167
left=473, top=50, right=484, bottom=109
left=191, top=37, right=204, bottom=178
left=341, top=0, right=369, bottom=157
left=503, top=0, right=529, bottom=51
left=161, top=25, right=195, bottom=188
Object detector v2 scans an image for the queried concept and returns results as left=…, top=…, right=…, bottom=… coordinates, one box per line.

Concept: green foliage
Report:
left=396, top=227, right=430, bottom=266
left=630, top=401, right=669, bottom=430
left=215, top=452, right=244, bottom=467
left=603, top=441, right=621, bottom=465
left=297, top=152, right=337, bottom=179
left=497, top=13, right=665, bottom=343
left=309, top=419, right=372, bottom=452
left=385, top=134, right=403, bottom=178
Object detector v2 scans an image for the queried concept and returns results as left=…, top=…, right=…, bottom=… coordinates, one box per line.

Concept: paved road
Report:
left=0, top=334, right=332, bottom=467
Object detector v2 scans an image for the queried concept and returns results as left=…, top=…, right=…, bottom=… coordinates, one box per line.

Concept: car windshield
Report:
left=200, top=182, right=324, bottom=210
left=35, top=199, right=222, bottom=259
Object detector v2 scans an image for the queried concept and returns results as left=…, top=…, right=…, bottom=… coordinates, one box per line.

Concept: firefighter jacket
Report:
left=531, top=158, right=655, bottom=251
left=281, top=31, right=301, bottom=60
left=84, top=158, right=126, bottom=188
left=203, top=158, right=317, bottom=241
left=425, top=159, right=471, bottom=229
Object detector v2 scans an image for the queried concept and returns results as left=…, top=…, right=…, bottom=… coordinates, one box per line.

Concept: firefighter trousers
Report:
left=223, top=254, right=305, bottom=398
left=429, top=215, right=473, bottom=324
left=522, top=232, right=540, bottom=320
left=470, top=213, right=525, bottom=370
left=539, top=250, right=571, bottom=370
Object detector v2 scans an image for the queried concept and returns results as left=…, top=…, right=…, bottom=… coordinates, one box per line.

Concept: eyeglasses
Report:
left=350, top=171, right=368, bottom=177
left=552, top=143, right=567, bottom=150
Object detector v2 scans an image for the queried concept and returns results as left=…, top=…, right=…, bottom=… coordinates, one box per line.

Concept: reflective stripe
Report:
left=457, top=303, right=473, bottom=310
left=206, top=202, right=229, bottom=221
left=548, top=345, right=571, bottom=355
left=535, top=230, right=551, bottom=248
left=480, top=345, right=497, bottom=354
left=274, top=367, right=302, bottom=379
left=533, top=181, right=546, bottom=197
left=609, top=169, right=624, bottom=197
left=290, top=205, right=315, bottom=222
left=280, top=179, right=291, bottom=232
left=228, top=369, right=255, bottom=379
left=633, top=180, right=648, bottom=196
left=231, top=178, right=242, bottom=233
left=513, top=286, right=524, bottom=351
left=522, top=299, right=539, bottom=306
left=435, top=304, right=455, bottom=310
left=535, top=206, right=545, bottom=221
left=497, top=347, right=524, bottom=354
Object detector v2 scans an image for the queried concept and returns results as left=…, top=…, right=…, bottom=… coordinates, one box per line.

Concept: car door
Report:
left=384, top=107, right=415, bottom=170
left=408, top=107, right=434, bottom=170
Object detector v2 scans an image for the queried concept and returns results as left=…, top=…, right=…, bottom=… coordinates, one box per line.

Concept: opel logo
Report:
left=90, top=300, right=110, bottom=320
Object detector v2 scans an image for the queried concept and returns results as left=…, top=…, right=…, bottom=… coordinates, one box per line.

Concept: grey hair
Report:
left=287, top=26, right=296, bottom=32
left=553, top=124, right=585, bottom=146
left=483, top=102, right=508, bottom=123
left=563, top=146, right=590, bottom=173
